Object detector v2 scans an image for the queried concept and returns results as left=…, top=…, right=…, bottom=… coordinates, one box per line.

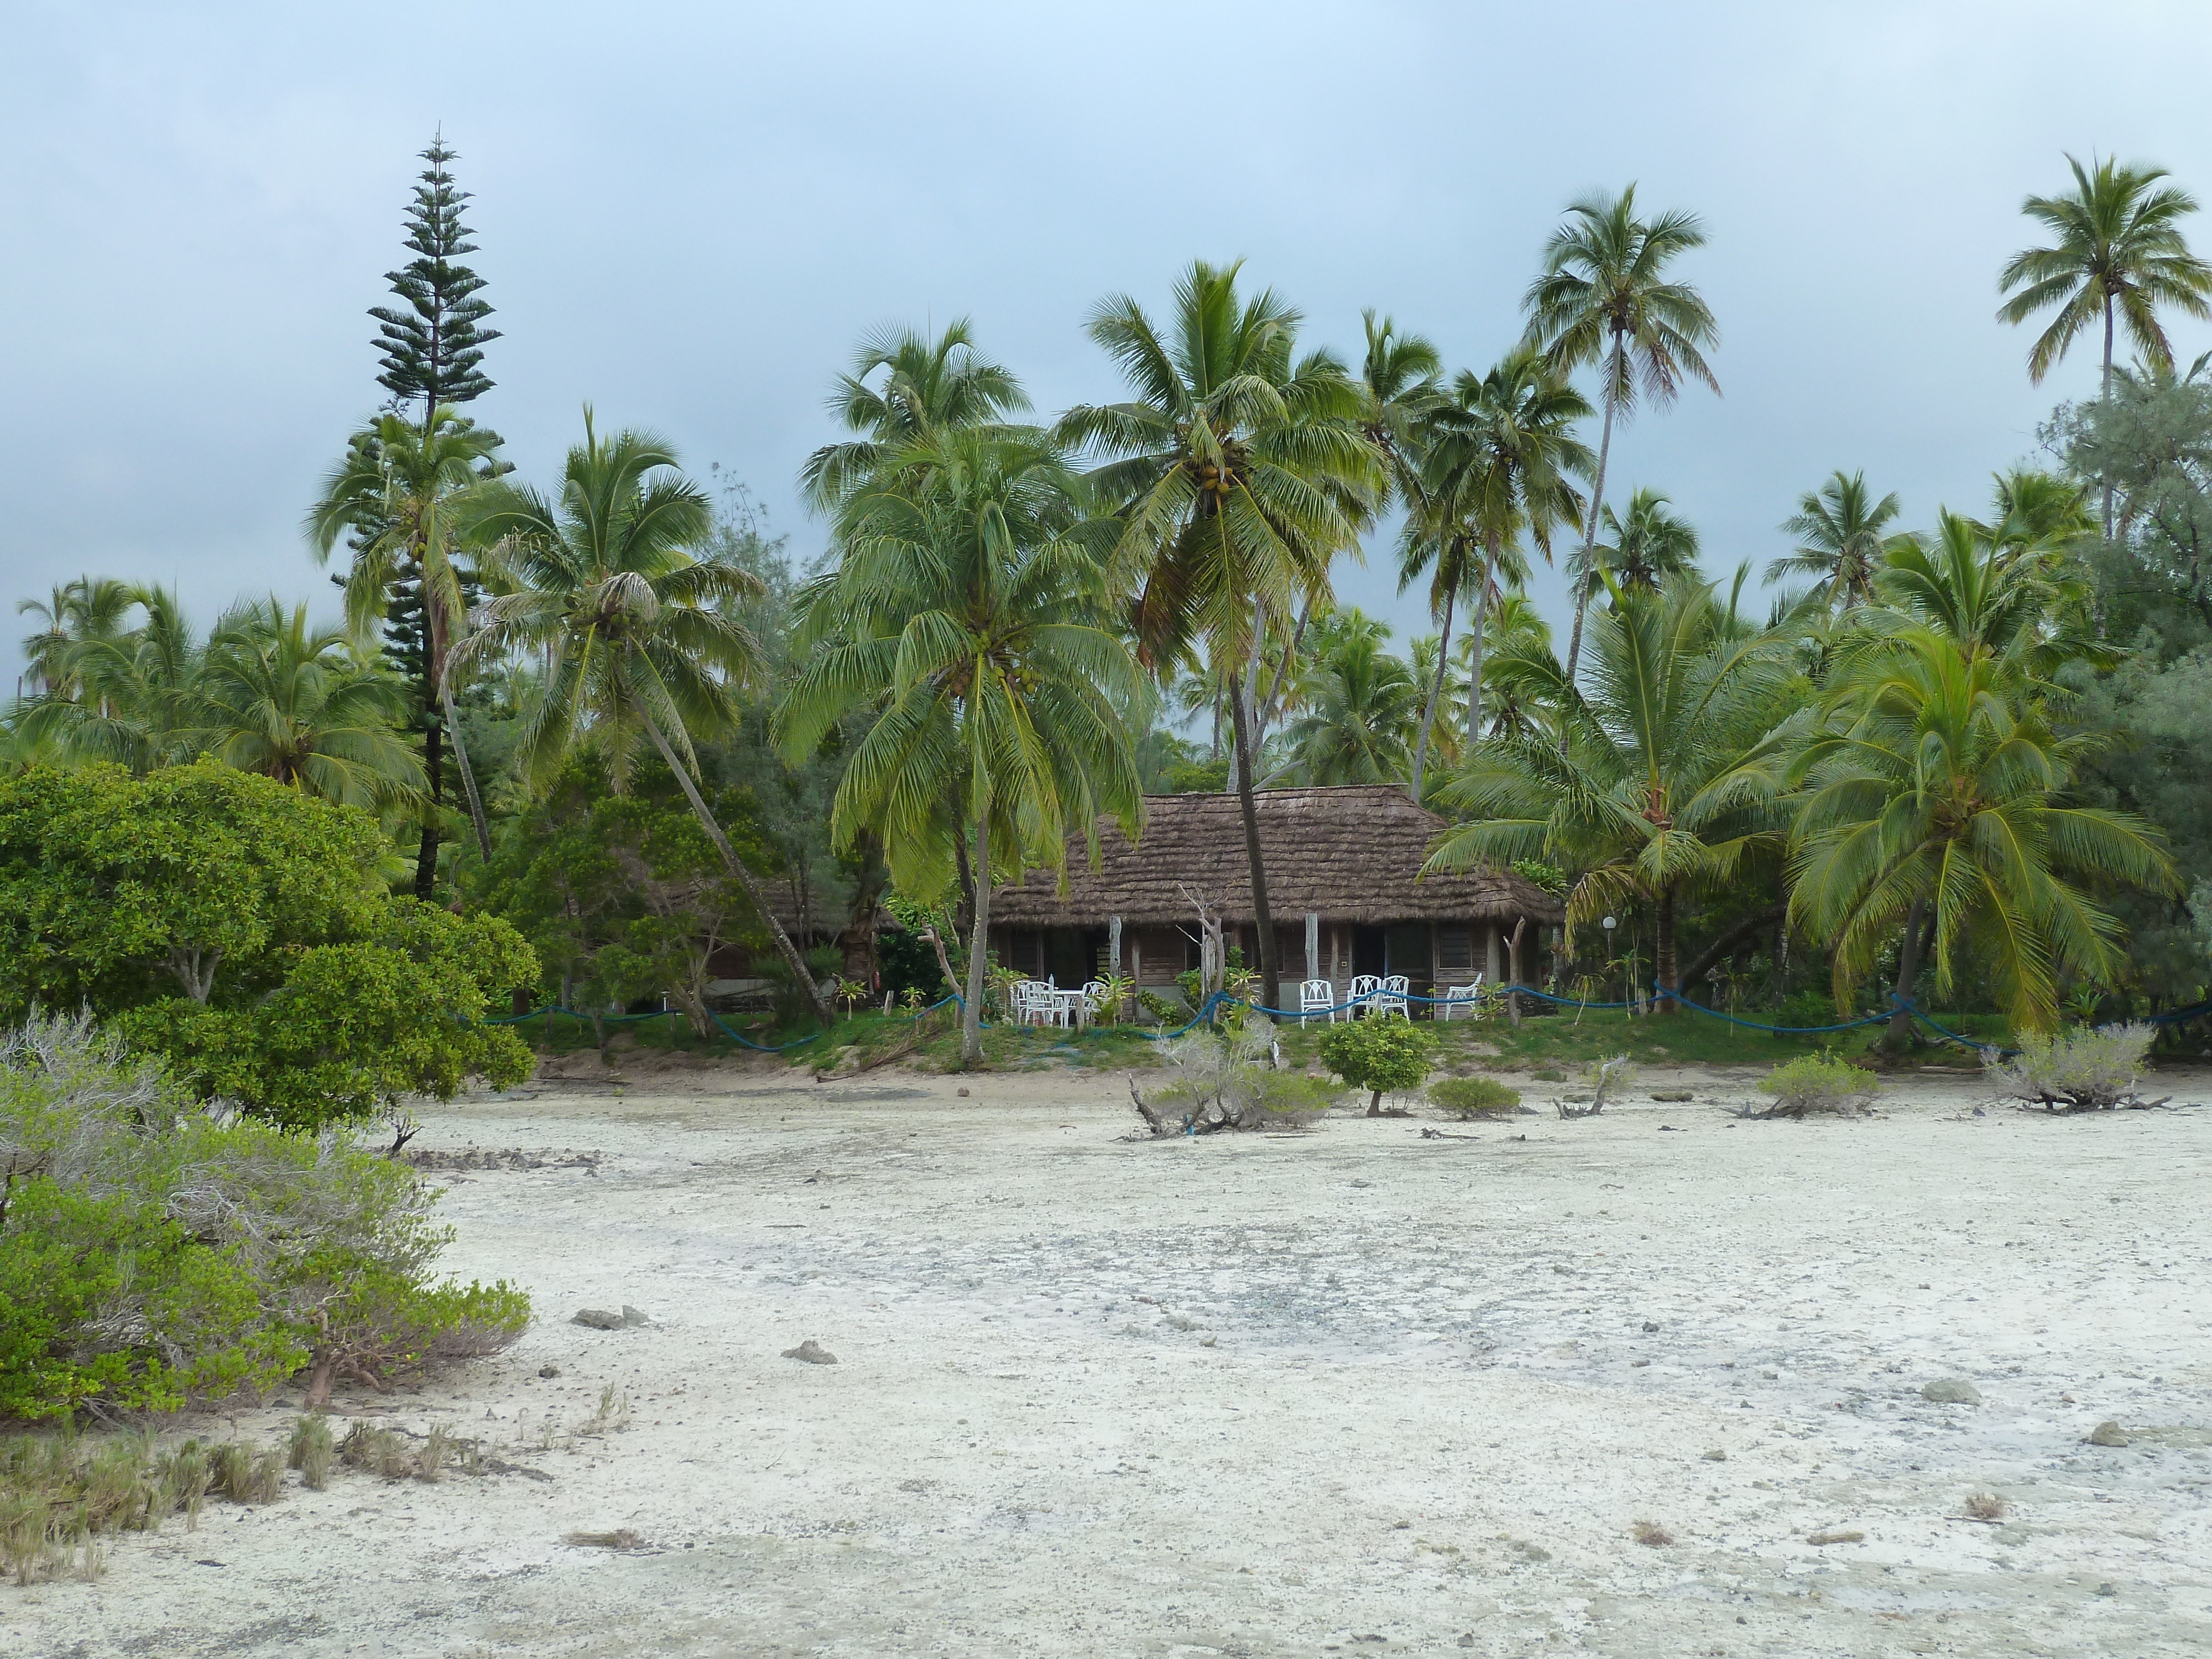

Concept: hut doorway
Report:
left=1352, top=925, right=1386, bottom=978
left=1384, top=922, right=1431, bottom=993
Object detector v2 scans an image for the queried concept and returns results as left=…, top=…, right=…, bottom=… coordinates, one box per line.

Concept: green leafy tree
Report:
left=779, top=428, right=1144, bottom=1065
left=1523, top=185, right=1720, bottom=694
left=1318, top=1018, right=1436, bottom=1115
left=0, top=763, right=534, bottom=1128
left=1997, top=154, right=2212, bottom=541
left=1430, top=580, right=1787, bottom=1015
left=1767, top=470, right=1901, bottom=613
left=454, top=414, right=837, bottom=1030
left=1059, top=260, right=1381, bottom=1011
left=371, top=135, right=499, bottom=433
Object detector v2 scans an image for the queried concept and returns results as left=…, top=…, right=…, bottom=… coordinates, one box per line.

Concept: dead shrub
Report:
left=1631, top=1519, right=1674, bottom=1547
left=1963, top=1490, right=2007, bottom=1520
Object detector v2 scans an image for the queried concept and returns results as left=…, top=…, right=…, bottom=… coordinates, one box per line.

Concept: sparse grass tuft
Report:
left=1631, top=1519, right=1674, bottom=1547
left=287, top=1415, right=335, bottom=1490
left=416, top=1425, right=453, bottom=1484
left=1963, top=1490, right=2008, bottom=1520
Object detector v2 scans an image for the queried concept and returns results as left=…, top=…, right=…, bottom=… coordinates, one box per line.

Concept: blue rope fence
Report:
left=491, top=978, right=2212, bottom=1058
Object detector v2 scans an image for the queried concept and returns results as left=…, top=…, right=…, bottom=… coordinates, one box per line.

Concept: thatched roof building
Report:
left=988, top=786, right=1562, bottom=998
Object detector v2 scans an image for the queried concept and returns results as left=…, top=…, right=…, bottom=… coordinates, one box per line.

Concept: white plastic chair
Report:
left=1298, top=978, right=1339, bottom=1025
left=1377, top=974, right=1412, bottom=1020
left=1438, top=975, right=1484, bottom=1022
left=1077, top=979, right=1109, bottom=1027
left=1347, top=974, right=1382, bottom=1018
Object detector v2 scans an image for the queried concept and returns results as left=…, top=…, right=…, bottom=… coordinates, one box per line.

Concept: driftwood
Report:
left=1554, top=1055, right=1631, bottom=1120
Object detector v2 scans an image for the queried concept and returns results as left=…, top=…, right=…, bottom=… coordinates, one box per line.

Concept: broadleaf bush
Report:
left=1751, top=1053, right=1878, bottom=1119
left=1430, top=1077, right=1522, bottom=1119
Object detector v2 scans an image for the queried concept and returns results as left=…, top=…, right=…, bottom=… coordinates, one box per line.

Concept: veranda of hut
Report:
left=986, top=786, right=1566, bottom=1010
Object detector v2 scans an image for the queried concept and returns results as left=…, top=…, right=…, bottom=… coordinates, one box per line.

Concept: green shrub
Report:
left=0, top=1012, right=531, bottom=1420
left=1754, top=1053, right=1877, bottom=1118
left=1430, top=1077, right=1522, bottom=1119
left=1135, top=988, right=1186, bottom=1026
left=1319, top=1019, right=1437, bottom=1115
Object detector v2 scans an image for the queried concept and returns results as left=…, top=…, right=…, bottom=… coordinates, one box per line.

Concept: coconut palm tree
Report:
left=14, top=584, right=204, bottom=772
left=1524, top=185, right=1720, bottom=698
left=17, top=576, right=137, bottom=703
left=778, top=428, right=1144, bottom=1064
left=1789, top=627, right=2177, bottom=1039
left=1427, top=578, right=1788, bottom=1014
left=1277, top=612, right=1421, bottom=786
left=1874, top=509, right=2109, bottom=686
left=1472, top=595, right=1558, bottom=740
left=799, top=320, right=1029, bottom=513
left=1767, top=470, right=1900, bottom=613
left=1354, top=311, right=1443, bottom=512
left=1587, top=487, right=1700, bottom=596
left=1057, top=260, right=1381, bottom=1011
left=1998, top=155, right=2212, bottom=541
left=453, top=413, right=836, bottom=1031
left=188, top=597, right=424, bottom=807
left=307, top=407, right=505, bottom=888
left=1402, top=347, right=1590, bottom=796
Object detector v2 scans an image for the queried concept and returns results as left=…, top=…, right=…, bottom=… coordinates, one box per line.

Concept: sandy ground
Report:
left=9, top=1052, right=2211, bottom=1658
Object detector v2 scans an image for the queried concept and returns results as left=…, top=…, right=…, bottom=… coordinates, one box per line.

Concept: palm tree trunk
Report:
left=1882, top=896, right=1930, bottom=1051
left=1466, top=538, right=1498, bottom=746
left=638, top=712, right=837, bottom=1032
left=1259, top=596, right=1314, bottom=731
left=1228, top=676, right=1280, bottom=1013
left=2101, top=295, right=2116, bottom=546
left=962, top=791, right=992, bottom=1067
left=437, top=684, right=493, bottom=862
left=1561, top=341, right=1622, bottom=749
left=1654, top=882, right=1678, bottom=1016
left=414, top=713, right=442, bottom=901
left=1409, top=586, right=1454, bottom=801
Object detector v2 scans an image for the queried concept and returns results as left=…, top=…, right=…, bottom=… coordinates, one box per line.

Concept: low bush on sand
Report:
left=1987, top=1024, right=2159, bottom=1112
left=0, top=1011, right=529, bottom=1422
left=1747, top=1053, right=1878, bottom=1119
left=1430, top=1077, right=1522, bottom=1119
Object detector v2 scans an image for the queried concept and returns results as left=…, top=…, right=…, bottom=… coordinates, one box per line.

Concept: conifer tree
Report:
left=371, top=135, right=499, bottom=435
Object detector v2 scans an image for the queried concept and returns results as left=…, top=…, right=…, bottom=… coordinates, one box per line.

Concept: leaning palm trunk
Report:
left=1228, top=677, right=1280, bottom=1013
left=639, top=712, right=837, bottom=1032
left=1560, top=344, right=1622, bottom=734
left=961, top=791, right=992, bottom=1066
left=1408, top=586, right=1454, bottom=801
left=1464, top=540, right=1498, bottom=746
left=437, top=683, right=493, bottom=862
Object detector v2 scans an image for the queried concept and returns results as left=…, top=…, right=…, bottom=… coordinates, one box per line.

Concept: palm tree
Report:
left=1587, top=487, right=1700, bottom=596
left=1767, top=470, right=1900, bottom=612
left=1354, top=311, right=1443, bottom=511
left=189, top=597, right=424, bottom=807
left=1278, top=612, right=1421, bottom=786
left=15, top=584, right=204, bottom=771
left=1402, top=347, right=1590, bottom=795
left=453, top=414, right=837, bottom=1031
left=1058, top=260, right=1381, bottom=1011
left=1472, top=595, right=1558, bottom=740
left=1427, top=578, right=1788, bottom=1014
left=1874, top=509, right=2107, bottom=686
left=17, top=577, right=136, bottom=703
left=778, top=429, right=1144, bottom=1064
left=799, top=320, right=1029, bottom=513
left=1789, top=627, right=2177, bottom=1039
left=1998, top=154, right=2212, bottom=541
left=1524, top=185, right=1720, bottom=700
left=307, top=407, right=506, bottom=888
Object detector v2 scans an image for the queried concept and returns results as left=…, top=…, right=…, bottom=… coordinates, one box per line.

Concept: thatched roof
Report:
left=989, top=785, right=1564, bottom=928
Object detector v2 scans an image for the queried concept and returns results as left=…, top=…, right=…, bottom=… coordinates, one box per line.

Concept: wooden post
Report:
left=1109, top=915, right=1123, bottom=978
left=1506, top=915, right=1527, bottom=1026
left=1305, top=912, right=1319, bottom=982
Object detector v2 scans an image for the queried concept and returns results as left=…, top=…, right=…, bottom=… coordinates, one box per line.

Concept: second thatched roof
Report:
left=989, top=785, right=1563, bottom=928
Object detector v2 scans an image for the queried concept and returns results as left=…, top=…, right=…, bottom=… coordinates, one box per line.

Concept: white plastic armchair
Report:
left=1377, top=974, right=1412, bottom=1020
left=1438, top=975, right=1485, bottom=1022
left=1347, top=974, right=1383, bottom=1017
left=1298, top=978, right=1339, bottom=1025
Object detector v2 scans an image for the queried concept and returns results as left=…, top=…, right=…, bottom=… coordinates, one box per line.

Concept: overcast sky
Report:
left=7, top=0, right=2212, bottom=691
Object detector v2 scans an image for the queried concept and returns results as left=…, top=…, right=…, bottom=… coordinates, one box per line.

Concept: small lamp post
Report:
left=1601, top=915, right=1619, bottom=1012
